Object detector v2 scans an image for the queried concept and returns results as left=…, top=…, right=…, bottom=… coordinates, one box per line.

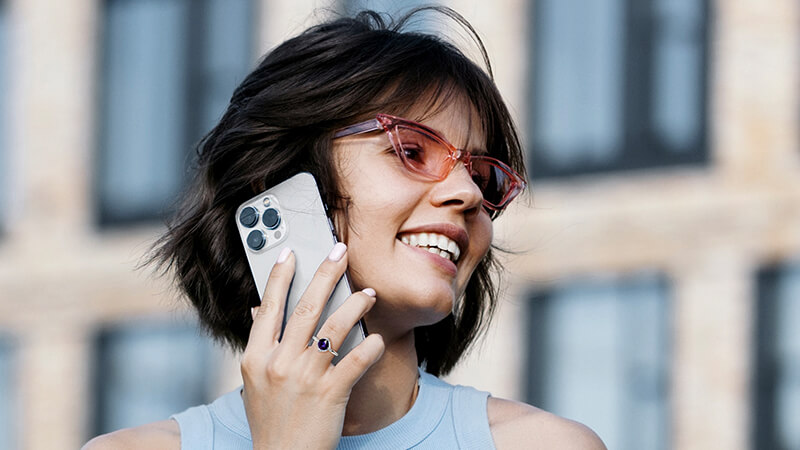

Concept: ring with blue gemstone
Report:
left=311, top=336, right=339, bottom=356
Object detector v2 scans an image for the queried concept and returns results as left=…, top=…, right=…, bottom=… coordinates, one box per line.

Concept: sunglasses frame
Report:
left=333, top=114, right=526, bottom=213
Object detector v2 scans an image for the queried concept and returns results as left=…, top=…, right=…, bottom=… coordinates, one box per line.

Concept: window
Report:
left=0, top=336, right=17, bottom=450
left=0, top=1, right=8, bottom=231
left=526, top=272, right=670, bottom=450
left=754, top=261, right=800, bottom=449
left=97, top=0, right=253, bottom=225
left=341, top=0, right=438, bottom=17
left=528, top=0, right=709, bottom=178
left=92, top=318, right=221, bottom=434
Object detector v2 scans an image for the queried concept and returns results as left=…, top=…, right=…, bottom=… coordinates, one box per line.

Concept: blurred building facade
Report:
left=0, top=0, right=798, bottom=449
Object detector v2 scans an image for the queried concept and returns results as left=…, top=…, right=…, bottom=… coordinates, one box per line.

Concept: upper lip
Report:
left=397, top=223, right=469, bottom=259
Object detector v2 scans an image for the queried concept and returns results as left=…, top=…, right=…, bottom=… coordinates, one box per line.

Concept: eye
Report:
left=470, top=168, right=490, bottom=190
left=400, top=144, right=425, bottom=163
left=394, top=127, right=431, bottom=165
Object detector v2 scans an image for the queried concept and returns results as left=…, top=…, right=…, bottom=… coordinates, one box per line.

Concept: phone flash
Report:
left=262, top=197, right=271, bottom=207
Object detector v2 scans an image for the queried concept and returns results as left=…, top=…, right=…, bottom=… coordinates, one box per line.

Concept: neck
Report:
left=341, top=330, right=420, bottom=436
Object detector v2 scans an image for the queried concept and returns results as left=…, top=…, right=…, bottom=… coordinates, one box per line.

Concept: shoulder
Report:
left=82, top=419, right=181, bottom=450
left=487, top=397, right=606, bottom=450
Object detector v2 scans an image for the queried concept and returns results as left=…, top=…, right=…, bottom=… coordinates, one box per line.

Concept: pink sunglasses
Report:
left=334, top=114, right=526, bottom=215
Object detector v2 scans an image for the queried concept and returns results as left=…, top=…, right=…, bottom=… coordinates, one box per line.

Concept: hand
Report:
left=241, top=243, right=385, bottom=449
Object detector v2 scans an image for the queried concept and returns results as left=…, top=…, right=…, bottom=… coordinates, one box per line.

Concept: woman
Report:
left=86, top=7, right=605, bottom=449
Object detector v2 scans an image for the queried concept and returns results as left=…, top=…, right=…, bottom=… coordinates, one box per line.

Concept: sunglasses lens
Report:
left=394, top=126, right=453, bottom=179
left=391, top=125, right=521, bottom=210
left=471, top=159, right=515, bottom=208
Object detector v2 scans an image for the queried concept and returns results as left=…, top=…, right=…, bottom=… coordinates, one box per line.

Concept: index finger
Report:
left=280, top=242, right=348, bottom=348
left=247, top=247, right=295, bottom=349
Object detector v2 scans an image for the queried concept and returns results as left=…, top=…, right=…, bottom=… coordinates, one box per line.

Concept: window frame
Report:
left=95, top=0, right=255, bottom=226
left=526, top=0, right=712, bottom=179
left=753, top=261, right=800, bottom=449
left=525, top=272, right=672, bottom=449
left=90, top=318, right=220, bottom=435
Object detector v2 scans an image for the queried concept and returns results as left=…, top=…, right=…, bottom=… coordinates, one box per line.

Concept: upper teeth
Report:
left=400, top=232, right=461, bottom=262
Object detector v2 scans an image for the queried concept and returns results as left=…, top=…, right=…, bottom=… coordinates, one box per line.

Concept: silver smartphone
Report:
left=235, top=172, right=366, bottom=363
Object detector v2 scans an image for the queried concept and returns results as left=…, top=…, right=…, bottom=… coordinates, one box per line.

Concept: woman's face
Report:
left=332, top=100, right=493, bottom=335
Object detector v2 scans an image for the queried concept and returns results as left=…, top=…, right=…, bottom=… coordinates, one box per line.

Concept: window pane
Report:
left=93, top=319, right=219, bottom=434
left=98, top=0, right=253, bottom=225
left=199, top=0, right=252, bottom=133
left=529, top=0, right=709, bottom=178
left=342, top=0, right=438, bottom=16
left=99, top=0, right=190, bottom=224
left=755, top=261, right=800, bottom=449
left=532, top=0, right=625, bottom=168
left=0, top=337, right=17, bottom=450
left=527, top=272, right=669, bottom=450
left=0, top=1, right=8, bottom=230
left=652, top=0, right=705, bottom=152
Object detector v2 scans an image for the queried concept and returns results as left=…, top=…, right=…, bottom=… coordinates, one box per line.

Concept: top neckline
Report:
left=212, top=368, right=452, bottom=448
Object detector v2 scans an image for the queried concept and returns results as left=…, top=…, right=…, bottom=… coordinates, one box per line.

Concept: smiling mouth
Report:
left=398, top=232, right=462, bottom=263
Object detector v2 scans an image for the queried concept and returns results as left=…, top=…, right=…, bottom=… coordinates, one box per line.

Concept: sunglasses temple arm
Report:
left=333, top=119, right=382, bottom=138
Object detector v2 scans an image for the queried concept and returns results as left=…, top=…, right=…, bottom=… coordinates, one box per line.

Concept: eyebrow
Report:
left=468, top=146, right=489, bottom=156
left=334, top=115, right=489, bottom=156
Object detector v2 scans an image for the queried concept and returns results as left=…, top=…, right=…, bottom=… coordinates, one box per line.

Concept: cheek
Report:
left=338, top=177, right=426, bottom=238
left=459, top=217, right=493, bottom=282
left=472, top=216, right=493, bottom=258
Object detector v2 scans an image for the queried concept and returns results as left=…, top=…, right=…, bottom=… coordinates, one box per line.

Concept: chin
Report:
left=366, top=285, right=455, bottom=334
left=404, top=286, right=456, bottom=326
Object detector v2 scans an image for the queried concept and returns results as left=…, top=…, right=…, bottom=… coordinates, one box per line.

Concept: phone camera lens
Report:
left=246, top=230, right=266, bottom=250
left=239, top=207, right=259, bottom=228
left=262, top=208, right=280, bottom=229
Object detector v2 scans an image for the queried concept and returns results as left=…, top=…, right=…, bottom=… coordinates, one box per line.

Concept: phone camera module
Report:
left=262, top=208, right=280, bottom=229
left=239, top=207, right=259, bottom=228
left=246, top=230, right=266, bottom=250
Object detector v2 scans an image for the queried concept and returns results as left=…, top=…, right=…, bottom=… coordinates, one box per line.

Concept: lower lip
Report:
left=399, top=240, right=458, bottom=277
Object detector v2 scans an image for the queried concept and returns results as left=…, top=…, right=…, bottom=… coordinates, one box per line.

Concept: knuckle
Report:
left=298, top=368, right=319, bottom=387
left=316, top=261, right=341, bottom=280
left=265, top=361, right=290, bottom=382
left=323, top=321, right=343, bottom=338
left=293, top=299, right=317, bottom=318
left=240, top=352, right=261, bottom=375
left=348, top=350, right=367, bottom=367
left=259, top=298, right=279, bottom=313
left=267, top=264, right=287, bottom=283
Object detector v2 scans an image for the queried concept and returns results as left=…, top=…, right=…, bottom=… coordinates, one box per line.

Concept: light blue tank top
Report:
left=171, top=369, right=495, bottom=449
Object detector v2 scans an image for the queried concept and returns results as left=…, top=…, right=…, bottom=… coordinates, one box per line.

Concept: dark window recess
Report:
left=526, top=272, right=670, bottom=450
left=0, top=0, right=8, bottom=232
left=0, top=336, right=18, bottom=450
left=96, top=0, right=253, bottom=225
left=754, top=261, right=800, bottom=450
left=527, top=0, right=711, bottom=178
left=341, top=0, right=439, bottom=17
left=91, top=319, right=219, bottom=435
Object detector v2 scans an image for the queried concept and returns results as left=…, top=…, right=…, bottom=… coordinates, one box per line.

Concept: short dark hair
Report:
left=150, top=7, right=525, bottom=376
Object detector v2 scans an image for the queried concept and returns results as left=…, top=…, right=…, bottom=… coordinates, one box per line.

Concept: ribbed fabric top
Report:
left=171, top=368, right=495, bottom=449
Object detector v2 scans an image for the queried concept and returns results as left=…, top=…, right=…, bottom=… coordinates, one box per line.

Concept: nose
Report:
left=429, top=162, right=484, bottom=215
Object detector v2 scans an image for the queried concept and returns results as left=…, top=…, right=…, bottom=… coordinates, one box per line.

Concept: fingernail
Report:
left=328, top=242, right=347, bottom=261
left=251, top=307, right=258, bottom=320
left=362, top=288, right=376, bottom=297
left=277, top=247, right=292, bottom=263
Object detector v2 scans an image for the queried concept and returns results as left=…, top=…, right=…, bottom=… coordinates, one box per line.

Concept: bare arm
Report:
left=82, top=419, right=180, bottom=450
left=488, top=398, right=606, bottom=450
